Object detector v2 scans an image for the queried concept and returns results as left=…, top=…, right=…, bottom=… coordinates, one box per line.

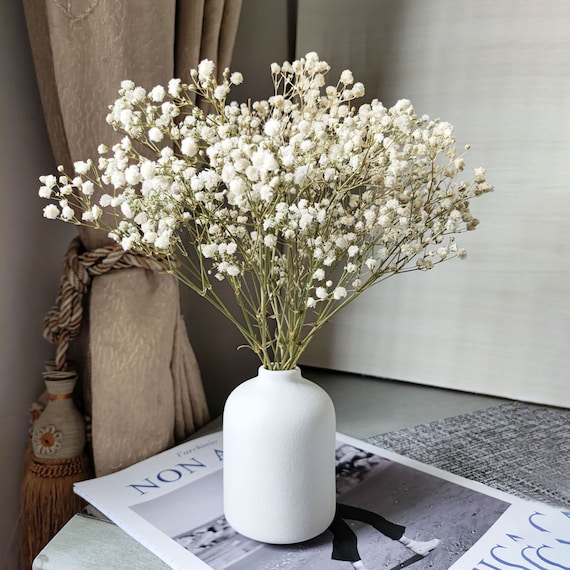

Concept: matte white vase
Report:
left=223, top=366, right=336, bottom=544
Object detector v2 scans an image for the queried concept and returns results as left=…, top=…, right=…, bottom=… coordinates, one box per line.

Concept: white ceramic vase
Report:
left=223, top=366, right=336, bottom=544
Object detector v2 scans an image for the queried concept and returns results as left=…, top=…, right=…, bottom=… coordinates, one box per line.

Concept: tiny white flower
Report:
left=181, top=137, right=198, bottom=157
left=264, top=234, right=277, bottom=248
left=148, top=127, right=163, bottom=143
left=168, top=78, right=182, bottom=96
left=155, top=231, right=171, bottom=249
left=313, top=268, right=325, bottom=281
left=340, top=69, right=354, bottom=85
left=61, top=206, right=75, bottom=220
left=264, top=118, right=280, bottom=137
left=201, top=244, right=218, bottom=258
left=294, top=165, right=308, bottom=185
left=149, top=85, right=166, bottom=102
left=365, top=258, right=377, bottom=271
left=74, top=160, right=90, bottom=175
left=230, top=72, right=243, bottom=85
left=43, top=204, right=59, bottom=219
left=38, top=186, right=52, bottom=199
left=134, top=212, right=148, bottom=225
left=352, top=82, right=365, bottom=97
left=306, top=297, right=316, bottom=308
left=121, top=202, right=134, bottom=218
left=41, top=174, right=57, bottom=188
left=143, top=230, right=157, bottom=244
left=125, top=165, right=141, bottom=186
left=111, top=171, right=126, bottom=189
left=119, top=109, right=133, bottom=126
left=474, top=167, right=486, bottom=181
left=347, top=245, right=359, bottom=257
left=121, top=236, right=135, bottom=250
left=90, top=205, right=102, bottom=220
left=260, top=185, right=273, bottom=202
left=315, top=287, right=328, bottom=300
left=131, top=87, right=146, bottom=104
left=214, top=84, right=230, bottom=100
left=241, top=166, right=257, bottom=183
left=198, top=59, right=215, bottom=80
left=99, top=194, right=113, bottom=207
left=140, top=161, right=156, bottom=179
left=229, top=177, right=247, bottom=195
left=333, top=286, right=347, bottom=300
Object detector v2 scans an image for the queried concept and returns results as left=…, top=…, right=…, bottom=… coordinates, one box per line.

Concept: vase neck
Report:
left=45, top=377, right=77, bottom=396
left=257, top=366, right=302, bottom=382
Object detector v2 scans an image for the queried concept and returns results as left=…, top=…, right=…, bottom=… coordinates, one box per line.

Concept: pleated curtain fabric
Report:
left=22, top=0, right=242, bottom=476
left=175, top=0, right=243, bottom=84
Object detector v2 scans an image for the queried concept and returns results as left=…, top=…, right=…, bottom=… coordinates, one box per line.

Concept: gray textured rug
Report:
left=366, top=401, right=570, bottom=508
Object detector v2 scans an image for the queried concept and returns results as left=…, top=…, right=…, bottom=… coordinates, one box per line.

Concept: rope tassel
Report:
left=20, top=444, right=92, bottom=569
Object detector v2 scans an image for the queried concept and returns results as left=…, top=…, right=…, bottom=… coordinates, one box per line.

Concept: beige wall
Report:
left=0, top=2, right=77, bottom=566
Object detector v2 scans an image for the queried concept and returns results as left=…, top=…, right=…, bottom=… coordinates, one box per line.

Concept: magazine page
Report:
left=338, top=436, right=570, bottom=570
left=75, top=433, right=225, bottom=569
left=75, top=432, right=569, bottom=570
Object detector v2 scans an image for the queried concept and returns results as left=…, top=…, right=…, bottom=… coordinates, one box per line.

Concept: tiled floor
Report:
left=302, top=366, right=508, bottom=439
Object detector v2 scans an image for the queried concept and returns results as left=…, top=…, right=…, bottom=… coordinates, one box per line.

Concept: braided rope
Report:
left=43, top=237, right=166, bottom=372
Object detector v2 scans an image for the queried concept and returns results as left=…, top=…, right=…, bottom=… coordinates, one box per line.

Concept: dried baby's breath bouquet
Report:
left=40, top=52, right=492, bottom=369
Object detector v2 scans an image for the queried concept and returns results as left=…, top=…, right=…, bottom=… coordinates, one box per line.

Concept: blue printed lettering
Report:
left=127, top=478, right=160, bottom=496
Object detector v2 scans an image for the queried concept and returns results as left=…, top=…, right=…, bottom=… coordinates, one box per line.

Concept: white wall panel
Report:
left=298, top=0, right=570, bottom=405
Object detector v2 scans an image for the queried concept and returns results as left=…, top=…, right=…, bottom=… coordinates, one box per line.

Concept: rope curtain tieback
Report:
left=42, top=236, right=165, bottom=373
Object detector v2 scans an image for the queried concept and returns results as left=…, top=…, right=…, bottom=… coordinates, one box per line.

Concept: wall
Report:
left=0, top=2, right=77, bottom=567
left=298, top=0, right=570, bottom=406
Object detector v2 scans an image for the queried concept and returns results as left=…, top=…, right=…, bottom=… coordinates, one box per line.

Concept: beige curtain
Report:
left=22, top=0, right=242, bottom=476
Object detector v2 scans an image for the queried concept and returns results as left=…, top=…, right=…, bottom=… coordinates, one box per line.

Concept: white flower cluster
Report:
left=39, top=53, right=492, bottom=368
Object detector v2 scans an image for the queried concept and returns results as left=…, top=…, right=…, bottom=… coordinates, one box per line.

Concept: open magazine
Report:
left=74, top=431, right=570, bottom=569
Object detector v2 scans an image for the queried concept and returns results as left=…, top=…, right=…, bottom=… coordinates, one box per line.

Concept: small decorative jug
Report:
left=31, top=369, right=86, bottom=459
